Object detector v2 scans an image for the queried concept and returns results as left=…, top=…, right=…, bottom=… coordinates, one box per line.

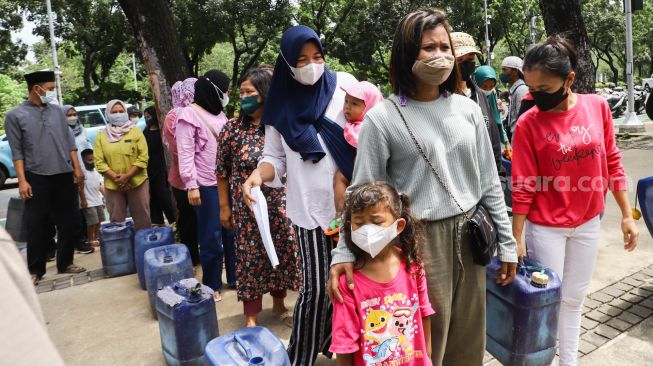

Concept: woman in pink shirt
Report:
left=511, top=35, right=639, bottom=366
left=175, top=70, right=235, bottom=301
left=163, top=78, right=199, bottom=265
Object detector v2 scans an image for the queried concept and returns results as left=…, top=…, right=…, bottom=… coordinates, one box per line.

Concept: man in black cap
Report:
left=5, top=70, right=87, bottom=284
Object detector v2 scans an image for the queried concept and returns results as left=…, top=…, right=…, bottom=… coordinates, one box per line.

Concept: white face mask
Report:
left=281, top=52, right=325, bottom=86
left=130, top=117, right=140, bottom=123
left=108, top=112, right=129, bottom=126
left=351, top=220, right=399, bottom=258
left=209, top=80, right=229, bottom=108
left=479, top=88, right=493, bottom=97
left=67, top=116, right=78, bottom=126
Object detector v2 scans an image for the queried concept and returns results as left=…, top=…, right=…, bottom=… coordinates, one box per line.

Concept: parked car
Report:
left=0, top=104, right=145, bottom=189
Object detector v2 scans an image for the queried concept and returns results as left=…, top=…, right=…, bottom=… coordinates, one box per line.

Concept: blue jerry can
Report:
left=144, top=244, right=194, bottom=318
left=205, top=326, right=290, bottom=366
left=99, top=222, right=136, bottom=277
left=636, top=176, right=653, bottom=238
left=136, top=227, right=175, bottom=289
left=156, top=278, right=218, bottom=366
left=486, top=257, right=561, bottom=366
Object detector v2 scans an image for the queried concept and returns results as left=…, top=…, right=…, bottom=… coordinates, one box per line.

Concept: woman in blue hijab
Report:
left=243, top=25, right=357, bottom=365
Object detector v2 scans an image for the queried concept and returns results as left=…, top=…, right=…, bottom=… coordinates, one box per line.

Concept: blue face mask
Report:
left=240, top=95, right=262, bottom=116
left=37, top=86, right=56, bottom=104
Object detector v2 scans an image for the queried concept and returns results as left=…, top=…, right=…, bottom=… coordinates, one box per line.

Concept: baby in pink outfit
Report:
left=333, top=81, right=384, bottom=215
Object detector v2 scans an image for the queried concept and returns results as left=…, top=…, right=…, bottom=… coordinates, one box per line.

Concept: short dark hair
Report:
left=81, top=149, right=94, bottom=158
left=238, top=67, right=272, bottom=124
left=523, top=34, right=577, bottom=80
left=27, top=82, right=45, bottom=93
left=390, top=8, right=460, bottom=99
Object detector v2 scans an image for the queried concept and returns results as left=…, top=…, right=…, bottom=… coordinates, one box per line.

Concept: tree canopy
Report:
left=3, top=0, right=653, bottom=111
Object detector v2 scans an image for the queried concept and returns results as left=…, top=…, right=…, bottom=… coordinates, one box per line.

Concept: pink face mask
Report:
left=341, top=81, right=384, bottom=148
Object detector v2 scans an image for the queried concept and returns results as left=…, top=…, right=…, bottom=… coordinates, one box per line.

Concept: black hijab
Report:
left=193, top=70, right=230, bottom=115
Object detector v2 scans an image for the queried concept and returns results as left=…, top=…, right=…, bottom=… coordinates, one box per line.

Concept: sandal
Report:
left=32, top=274, right=41, bottom=286
left=59, top=264, right=86, bottom=274
left=213, top=291, right=222, bottom=303
left=278, top=310, right=293, bottom=328
left=89, top=240, right=100, bottom=248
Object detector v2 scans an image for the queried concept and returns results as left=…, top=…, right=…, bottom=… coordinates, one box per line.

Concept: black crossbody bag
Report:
left=388, top=98, right=498, bottom=266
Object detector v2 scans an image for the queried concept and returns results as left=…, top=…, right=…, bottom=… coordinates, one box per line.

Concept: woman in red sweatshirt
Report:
left=511, top=35, right=639, bottom=366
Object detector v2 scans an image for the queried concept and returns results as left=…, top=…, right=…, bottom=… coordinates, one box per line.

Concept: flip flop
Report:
left=59, top=264, right=86, bottom=274
left=213, top=291, right=222, bottom=303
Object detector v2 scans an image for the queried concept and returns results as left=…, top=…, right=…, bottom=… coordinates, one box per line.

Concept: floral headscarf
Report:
left=171, top=77, right=197, bottom=109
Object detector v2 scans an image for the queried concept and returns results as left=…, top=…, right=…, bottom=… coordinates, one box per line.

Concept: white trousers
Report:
left=525, top=215, right=601, bottom=366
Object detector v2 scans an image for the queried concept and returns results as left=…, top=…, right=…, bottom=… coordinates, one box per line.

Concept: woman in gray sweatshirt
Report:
left=328, top=8, right=518, bottom=366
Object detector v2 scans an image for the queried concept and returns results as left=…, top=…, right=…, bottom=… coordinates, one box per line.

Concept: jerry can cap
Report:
left=531, top=271, right=549, bottom=288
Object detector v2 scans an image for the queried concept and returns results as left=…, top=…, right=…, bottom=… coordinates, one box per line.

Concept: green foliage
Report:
left=170, top=0, right=227, bottom=75
left=583, top=0, right=624, bottom=83
left=0, top=74, right=26, bottom=130
left=23, top=0, right=135, bottom=103
left=10, top=0, right=652, bottom=106
left=208, top=0, right=293, bottom=84
left=489, top=0, right=543, bottom=58
left=0, top=0, right=27, bottom=71
left=633, top=2, right=653, bottom=77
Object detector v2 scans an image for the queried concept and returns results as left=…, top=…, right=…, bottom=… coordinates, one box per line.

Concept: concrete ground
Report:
left=34, top=116, right=653, bottom=365
left=579, top=315, right=653, bottom=365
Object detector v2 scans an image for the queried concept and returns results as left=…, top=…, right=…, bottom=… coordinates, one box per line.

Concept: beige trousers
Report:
left=105, top=180, right=152, bottom=230
left=421, top=210, right=486, bottom=366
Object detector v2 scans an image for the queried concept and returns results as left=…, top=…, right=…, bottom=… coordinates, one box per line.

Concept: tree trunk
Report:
left=82, top=52, right=94, bottom=104
left=538, top=0, right=595, bottom=93
left=118, top=0, right=190, bottom=124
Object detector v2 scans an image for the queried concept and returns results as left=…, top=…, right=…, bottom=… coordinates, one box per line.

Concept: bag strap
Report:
left=191, top=105, right=220, bottom=141
left=387, top=98, right=471, bottom=222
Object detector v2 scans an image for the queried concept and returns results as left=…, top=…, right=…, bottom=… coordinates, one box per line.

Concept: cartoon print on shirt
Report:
left=389, top=303, right=419, bottom=354
left=364, top=309, right=394, bottom=344
left=360, top=293, right=423, bottom=366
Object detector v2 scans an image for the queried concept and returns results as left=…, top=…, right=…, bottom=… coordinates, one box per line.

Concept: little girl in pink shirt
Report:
left=330, top=182, right=434, bottom=366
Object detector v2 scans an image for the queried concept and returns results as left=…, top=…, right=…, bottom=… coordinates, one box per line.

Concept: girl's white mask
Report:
left=350, top=220, right=399, bottom=258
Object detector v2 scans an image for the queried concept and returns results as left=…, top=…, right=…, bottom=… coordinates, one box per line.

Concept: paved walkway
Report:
left=36, top=119, right=653, bottom=365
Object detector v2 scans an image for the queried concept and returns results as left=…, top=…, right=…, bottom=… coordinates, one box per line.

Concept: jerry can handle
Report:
left=233, top=334, right=264, bottom=365
left=517, top=258, right=545, bottom=277
left=162, top=246, right=172, bottom=263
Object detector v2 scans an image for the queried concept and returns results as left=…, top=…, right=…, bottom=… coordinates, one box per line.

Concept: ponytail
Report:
left=524, top=34, right=577, bottom=80
left=396, top=192, right=424, bottom=275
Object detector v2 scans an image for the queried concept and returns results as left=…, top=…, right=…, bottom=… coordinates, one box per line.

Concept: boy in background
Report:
left=80, top=149, right=105, bottom=247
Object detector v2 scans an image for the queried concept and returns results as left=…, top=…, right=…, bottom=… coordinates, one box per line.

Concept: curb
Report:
left=36, top=268, right=107, bottom=294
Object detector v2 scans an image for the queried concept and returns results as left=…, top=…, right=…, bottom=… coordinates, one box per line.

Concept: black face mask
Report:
left=531, top=85, right=569, bottom=111
left=145, top=118, right=157, bottom=127
left=84, top=162, right=95, bottom=171
left=459, top=60, right=476, bottom=81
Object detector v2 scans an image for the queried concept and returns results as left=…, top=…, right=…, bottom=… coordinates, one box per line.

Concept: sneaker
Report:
left=75, top=245, right=95, bottom=254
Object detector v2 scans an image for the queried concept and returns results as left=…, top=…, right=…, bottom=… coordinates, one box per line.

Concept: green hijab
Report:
left=474, top=66, right=507, bottom=143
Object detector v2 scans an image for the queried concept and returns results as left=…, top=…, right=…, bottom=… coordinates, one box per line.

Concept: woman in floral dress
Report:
left=217, top=66, right=301, bottom=327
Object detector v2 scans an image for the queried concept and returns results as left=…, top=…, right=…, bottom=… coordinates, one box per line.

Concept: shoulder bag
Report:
left=388, top=98, right=498, bottom=266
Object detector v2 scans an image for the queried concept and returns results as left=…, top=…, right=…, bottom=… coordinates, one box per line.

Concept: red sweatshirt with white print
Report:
left=511, top=93, right=627, bottom=228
